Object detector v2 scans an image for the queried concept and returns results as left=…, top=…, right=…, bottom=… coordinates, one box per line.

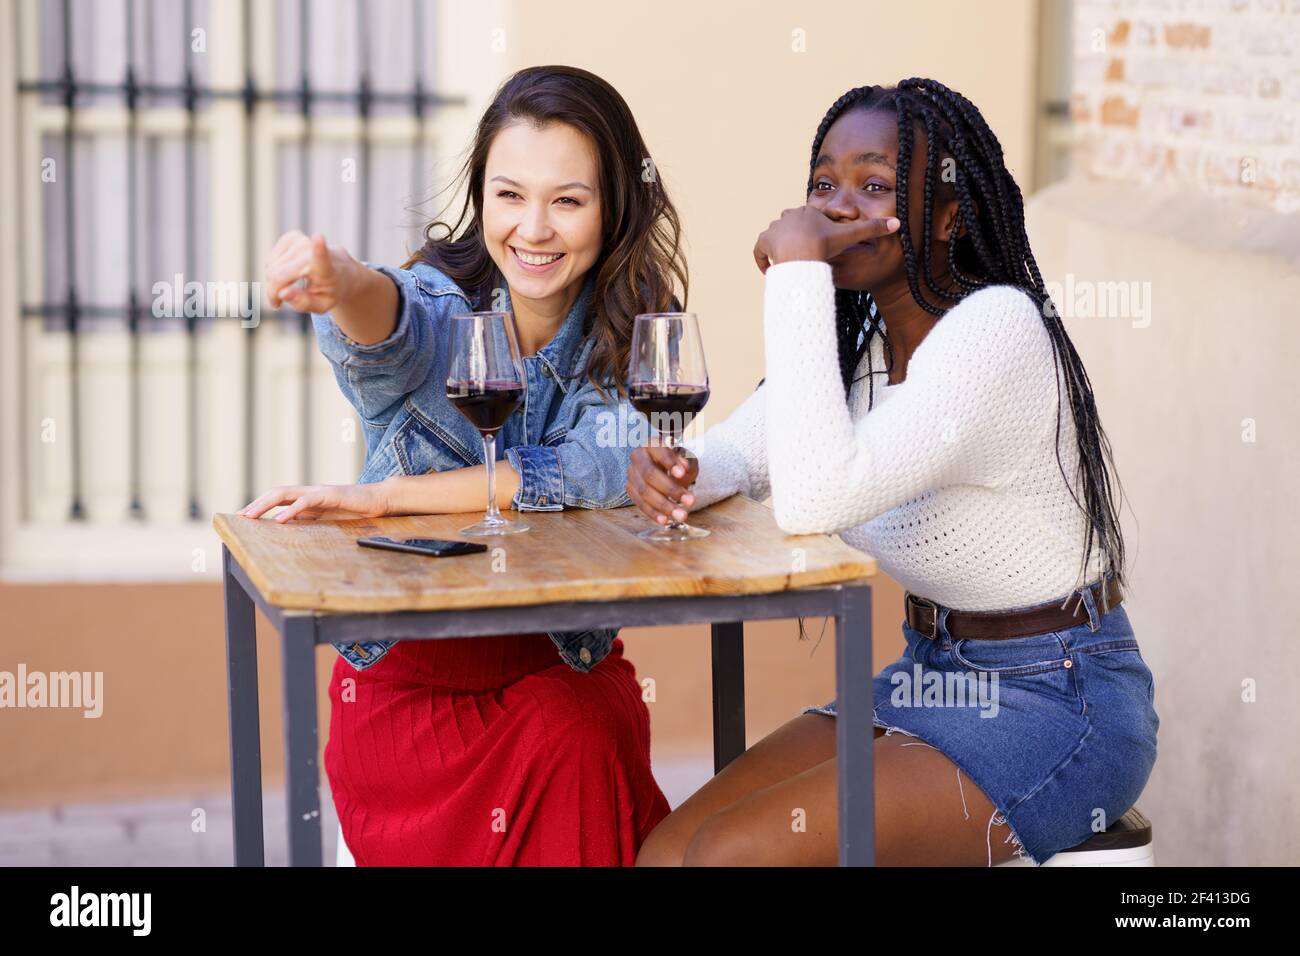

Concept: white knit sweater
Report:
left=683, top=260, right=1104, bottom=612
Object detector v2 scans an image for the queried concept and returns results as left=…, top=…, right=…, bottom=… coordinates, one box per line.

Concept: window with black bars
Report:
left=12, top=0, right=464, bottom=525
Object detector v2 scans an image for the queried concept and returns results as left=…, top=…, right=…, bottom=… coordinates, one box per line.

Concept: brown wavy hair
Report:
left=402, top=65, right=688, bottom=400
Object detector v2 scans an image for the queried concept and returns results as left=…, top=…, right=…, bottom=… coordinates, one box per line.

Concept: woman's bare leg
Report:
left=638, top=712, right=1021, bottom=866
left=682, top=722, right=1021, bottom=866
left=636, top=714, right=878, bottom=866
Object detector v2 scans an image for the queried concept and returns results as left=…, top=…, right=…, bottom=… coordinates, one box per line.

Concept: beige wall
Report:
left=1025, top=184, right=1300, bottom=866
left=1017, top=0, right=1300, bottom=866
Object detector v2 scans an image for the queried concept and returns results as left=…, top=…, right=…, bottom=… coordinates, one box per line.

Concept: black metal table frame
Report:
left=221, top=545, right=875, bottom=866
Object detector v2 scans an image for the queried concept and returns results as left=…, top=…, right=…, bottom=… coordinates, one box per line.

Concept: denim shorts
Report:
left=801, top=583, right=1159, bottom=865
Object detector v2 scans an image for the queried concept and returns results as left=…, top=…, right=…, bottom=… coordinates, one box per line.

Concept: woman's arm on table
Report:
left=238, top=464, right=522, bottom=523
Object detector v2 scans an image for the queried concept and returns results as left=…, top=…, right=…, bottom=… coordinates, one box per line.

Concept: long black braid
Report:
left=798, top=78, right=1129, bottom=626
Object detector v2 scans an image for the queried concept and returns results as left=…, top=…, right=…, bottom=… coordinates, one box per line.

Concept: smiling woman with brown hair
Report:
left=628, top=78, right=1158, bottom=867
left=244, top=65, right=686, bottom=866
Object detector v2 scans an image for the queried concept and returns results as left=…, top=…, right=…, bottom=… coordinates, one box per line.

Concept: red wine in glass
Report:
left=628, top=383, right=710, bottom=443
left=627, top=313, right=710, bottom=541
left=447, top=312, right=529, bottom=536
left=447, top=380, right=524, bottom=435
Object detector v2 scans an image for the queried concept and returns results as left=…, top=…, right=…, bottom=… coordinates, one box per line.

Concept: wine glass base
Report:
left=459, top=516, right=530, bottom=536
left=637, top=522, right=710, bottom=541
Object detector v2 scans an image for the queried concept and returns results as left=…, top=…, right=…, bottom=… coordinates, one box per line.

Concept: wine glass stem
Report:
left=662, top=431, right=686, bottom=530
left=482, top=432, right=501, bottom=522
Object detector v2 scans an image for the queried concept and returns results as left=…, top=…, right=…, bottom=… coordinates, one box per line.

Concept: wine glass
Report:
left=446, top=312, right=529, bottom=536
left=628, top=312, right=711, bottom=541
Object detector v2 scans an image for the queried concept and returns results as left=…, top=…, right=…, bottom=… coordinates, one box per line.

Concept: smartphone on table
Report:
left=356, top=536, right=488, bottom=557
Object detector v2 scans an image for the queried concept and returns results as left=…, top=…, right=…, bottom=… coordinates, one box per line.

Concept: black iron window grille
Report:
left=14, top=0, right=464, bottom=523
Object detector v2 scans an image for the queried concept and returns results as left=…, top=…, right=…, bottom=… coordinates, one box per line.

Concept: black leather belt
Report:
left=905, top=576, right=1124, bottom=641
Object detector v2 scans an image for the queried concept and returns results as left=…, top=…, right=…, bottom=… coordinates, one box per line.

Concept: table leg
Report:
left=281, top=616, right=322, bottom=866
left=836, top=583, right=875, bottom=866
left=222, top=545, right=264, bottom=866
left=710, top=621, right=746, bottom=773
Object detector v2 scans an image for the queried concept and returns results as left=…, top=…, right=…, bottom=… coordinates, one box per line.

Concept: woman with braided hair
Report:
left=628, top=79, right=1158, bottom=866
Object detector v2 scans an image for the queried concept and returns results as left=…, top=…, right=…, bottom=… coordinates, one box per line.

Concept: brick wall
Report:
left=1071, top=0, right=1300, bottom=215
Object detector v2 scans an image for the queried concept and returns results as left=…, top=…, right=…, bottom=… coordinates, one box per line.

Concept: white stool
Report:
left=996, top=807, right=1154, bottom=867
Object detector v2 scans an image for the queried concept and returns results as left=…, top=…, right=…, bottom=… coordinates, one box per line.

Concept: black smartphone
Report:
left=356, top=536, right=488, bottom=557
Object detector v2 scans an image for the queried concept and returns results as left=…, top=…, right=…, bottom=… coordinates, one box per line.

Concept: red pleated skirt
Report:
left=324, top=632, right=670, bottom=866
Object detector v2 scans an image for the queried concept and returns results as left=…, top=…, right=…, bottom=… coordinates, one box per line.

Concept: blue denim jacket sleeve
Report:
left=503, top=379, right=634, bottom=512
left=314, top=263, right=460, bottom=672
left=311, top=263, right=448, bottom=427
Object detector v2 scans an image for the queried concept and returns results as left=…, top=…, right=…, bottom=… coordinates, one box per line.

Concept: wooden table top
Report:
left=212, top=495, right=876, bottom=614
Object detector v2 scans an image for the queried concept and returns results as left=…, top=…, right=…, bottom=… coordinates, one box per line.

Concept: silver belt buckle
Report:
left=907, top=592, right=940, bottom=640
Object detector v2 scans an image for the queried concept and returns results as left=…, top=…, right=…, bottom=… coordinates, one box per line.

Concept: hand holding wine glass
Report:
left=627, top=445, right=700, bottom=526
left=627, top=312, right=710, bottom=541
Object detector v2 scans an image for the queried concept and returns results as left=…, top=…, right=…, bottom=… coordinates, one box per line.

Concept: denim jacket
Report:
left=312, top=260, right=632, bottom=674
